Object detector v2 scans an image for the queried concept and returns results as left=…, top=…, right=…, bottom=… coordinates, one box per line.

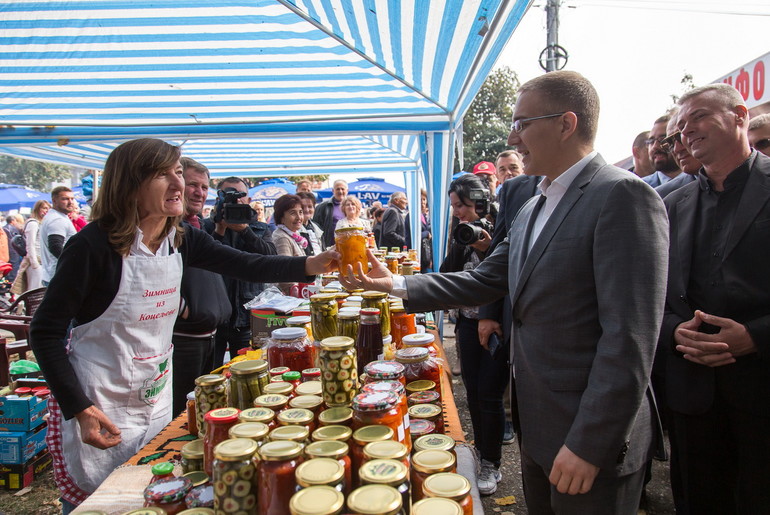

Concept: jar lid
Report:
left=181, top=471, right=209, bottom=488
left=408, top=418, right=436, bottom=436
left=228, top=422, right=270, bottom=441
left=302, top=367, right=321, bottom=376
left=319, top=336, right=354, bottom=350
left=352, top=391, right=399, bottom=412
left=259, top=440, right=304, bottom=460
left=310, top=293, right=338, bottom=302
left=269, top=366, right=290, bottom=376
left=123, top=509, right=168, bottom=515
left=15, top=387, right=32, bottom=394
left=143, top=476, right=192, bottom=503
left=317, top=407, right=352, bottom=425
left=194, top=374, right=225, bottom=386
left=290, top=394, right=323, bottom=410
left=395, top=347, right=429, bottom=363
left=311, top=425, right=352, bottom=443
left=295, top=458, right=345, bottom=487
left=363, top=440, right=409, bottom=462
left=390, top=305, right=405, bottom=313
left=346, top=295, right=363, bottom=302
left=213, top=438, right=258, bottom=460
left=229, top=359, right=268, bottom=375
left=412, top=497, right=463, bottom=515
left=305, top=440, right=349, bottom=460
left=184, top=484, right=214, bottom=509
left=359, top=459, right=408, bottom=486
left=269, top=425, right=310, bottom=442
left=181, top=438, right=204, bottom=459
left=34, top=389, right=51, bottom=399
left=335, top=225, right=364, bottom=232
left=337, top=310, right=359, bottom=320
left=278, top=408, right=314, bottom=425
left=408, top=403, right=442, bottom=419
left=414, top=434, right=456, bottom=453
left=423, top=472, right=471, bottom=499
left=271, top=327, right=307, bottom=340
left=412, top=449, right=456, bottom=474
left=239, top=407, right=275, bottom=424
left=382, top=335, right=392, bottom=345
left=150, top=461, right=174, bottom=476
left=402, top=333, right=435, bottom=346
left=253, top=394, right=289, bottom=409
left=289, top=485, right=345, bottom=515
left=408, top=392, right=440, bottom=408
left=362, top=380, right=405, bottom=397
left=186, top=391, right=196, bottom=401
left=361, top=291, right=388, bottom=299
left=406, top=380, right=436, bottom=393
left=263, top=382, right=294, bottom=396
left=352, top=425, right=394, bottom=444
left=346, top=484, right=402, bottom=514
left=359, top=308, right=381, bottom=317
left=203, top=407, right=240, bottom=424
left=295, top=381, right=322, bottom=396
left=283, top=371, right=302, bottom=381
left=364, top=361, right=405, bottom=380
left=286, top=315, right=311, bottom=325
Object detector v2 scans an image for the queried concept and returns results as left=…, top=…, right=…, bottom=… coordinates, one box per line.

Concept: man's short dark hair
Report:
left=180, top=156, right=210, bottom=180
left=633, top=131, right=650, bottom=149
left=517, top=70, right=600, bottom=143
left=296, top=191, right=317, bottom=203
left=51, top=185, right=72, bottom=201
left=749, top=113, right=770, bottom=131
left=216, top=176, right=250, bottom=190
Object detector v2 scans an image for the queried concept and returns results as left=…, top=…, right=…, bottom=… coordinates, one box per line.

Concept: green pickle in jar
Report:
left=336, top=310, right=360, bottom=340
left=319, top=337, right=358, bottom=407
left=228, top=359, right=269, bottom=410
left=194, top=374, right=227, bottom=438
left=360, top=291, right=391, bottom=338
left=310, top=294, right=339, bottom=341
left=212, top=438, right=258, bottom=514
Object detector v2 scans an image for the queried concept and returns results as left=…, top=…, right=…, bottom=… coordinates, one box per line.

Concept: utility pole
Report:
left=539, top=0, right=568, bottom=72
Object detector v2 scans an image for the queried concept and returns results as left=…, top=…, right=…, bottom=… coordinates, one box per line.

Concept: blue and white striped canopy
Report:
left=0, top=0, right=532, bottom=257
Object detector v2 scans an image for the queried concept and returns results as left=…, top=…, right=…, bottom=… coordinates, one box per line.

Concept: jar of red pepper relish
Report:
left=351, top=391, right=405, bottom=445
left=363, top=361, right=406, bottom=387
left=305, top=440, right=353, bottom=495
left=268, top=327, right=316, bottom=373
left=394, top=347, right=441, bottom=385
left=202, top=407, right=241, bottom=477
left=257, top=440, right=305, bottom=515
left=350, top=425, right=394, bottom=489
left=361, top=381, right=411, bottom=452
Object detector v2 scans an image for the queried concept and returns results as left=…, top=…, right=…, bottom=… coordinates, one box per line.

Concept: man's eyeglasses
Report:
left=644, top=135, right=666, bottom=147
left=659, top=131, right=682, bottom=153
left=754, top=138, right=770, bottom=151
left=510, top=112, right=568, bottom=133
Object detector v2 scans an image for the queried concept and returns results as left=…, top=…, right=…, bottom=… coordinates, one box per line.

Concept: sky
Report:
left=329, top=0, right=770, bottom=189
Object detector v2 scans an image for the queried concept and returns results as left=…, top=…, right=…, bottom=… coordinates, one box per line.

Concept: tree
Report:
left=670, top=72, right=696, bottom=105
left=0, top=155, right=72, bottom=191
left=458, top=66, right=520, bottom=171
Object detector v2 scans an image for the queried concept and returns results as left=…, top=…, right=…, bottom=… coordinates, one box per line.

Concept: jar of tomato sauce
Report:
left=269, top=425, right=310, bottom=447
left=202, top=407, right=241, bottom=477
left=410, top=450, right=456, bottom=503
left=289, top=394, right=324, bottom=420
left=228, top=422, right=270, bottom=447
left=413, top=434, right=456, bottom=458
left=389, top=307, right=416, bottom=349
left=395, top=348, right=441, bottom=385
left=257, top=441, right=305, bottom=515
left=295, top=457, right=345, bottom=492
left=305, top=440, right=352, bottom=495
left=212, top=438, right=258, bottom=514
left=408, top=419, right=436, bottom=441
left=352, top=391, right=404, bottom=445
left=408, top=390, right=441, bottom=407
left=289, top=485, right=345, bottom=515
left=312, top=424, right=352, bottom=443
left=350, top=425, right=394, bottom=488
left=295, top=380, right=322, bottom=397
left=358, top=459, right=410, bottom=514
left=361, top=380, right=411, bottom=452
left=268, top=327, right=316, bottom=372
left=422, top=472, right=472, bottom=515
left=363, top=440, right=410, bottom=470
left=263, top=380, right=296, bottom=400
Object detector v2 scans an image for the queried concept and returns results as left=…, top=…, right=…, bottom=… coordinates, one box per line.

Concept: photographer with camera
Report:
left=203, top=176, right=277, bottom=368
left=441, top=173, right=510, bottom=495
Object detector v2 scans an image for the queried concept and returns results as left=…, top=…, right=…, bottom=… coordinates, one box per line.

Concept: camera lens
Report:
left=454, top=223, right=482, bottom=246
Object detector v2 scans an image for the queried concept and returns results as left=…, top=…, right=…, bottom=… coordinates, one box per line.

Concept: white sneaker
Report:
left=477, top=459, right=502, bottom=495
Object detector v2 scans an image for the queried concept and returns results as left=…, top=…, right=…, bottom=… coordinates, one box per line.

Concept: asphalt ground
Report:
left=441, top=317, right=676, bottom=515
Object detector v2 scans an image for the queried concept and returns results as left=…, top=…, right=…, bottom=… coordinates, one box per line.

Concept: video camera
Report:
left=453, top=187, right=496, bottom=246
left=212, top=187, right=256, bottom=224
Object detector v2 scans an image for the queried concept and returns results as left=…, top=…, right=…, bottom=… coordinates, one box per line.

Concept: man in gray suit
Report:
left=341, top=71, right=669, bottom=514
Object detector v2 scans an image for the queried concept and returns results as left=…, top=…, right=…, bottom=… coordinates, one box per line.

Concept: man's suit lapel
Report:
left=723, top=158, right=770, bottom=260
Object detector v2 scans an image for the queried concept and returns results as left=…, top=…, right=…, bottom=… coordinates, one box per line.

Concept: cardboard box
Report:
left=0, top=423, right=47, bottom=464
left=250, top=309, right=290, bottom=348
left=0, top=449, right=52, bottom=491
left=0, top=395, right=48, bottom=431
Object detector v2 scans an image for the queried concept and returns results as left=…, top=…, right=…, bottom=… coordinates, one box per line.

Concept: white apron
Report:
left=54, top=239, right=182, bottom=494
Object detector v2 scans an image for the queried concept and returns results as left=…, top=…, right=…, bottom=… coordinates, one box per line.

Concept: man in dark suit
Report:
left=380, top=191, right=409, bottom=250
left=660, top=83, right=770, bottom=514
left=342, top=71, right=669, bottom=514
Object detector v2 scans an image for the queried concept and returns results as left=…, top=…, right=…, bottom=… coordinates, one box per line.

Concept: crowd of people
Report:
left=3, top=68, right=766, bottom=514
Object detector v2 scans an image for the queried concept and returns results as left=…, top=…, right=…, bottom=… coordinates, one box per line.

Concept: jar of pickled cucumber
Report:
left=318, top=407, right=353, bottom=427
left=257, top=441, right=305, bottom=515
left=194, top=374, right=227, bottom=439
left=228, top=359, right=269, bottom=410
left=305, top=440, right=352, bottom=495
left=422, top=472, right=472, bottom=515
left=310, top=294, right=339, bottom=341
left=239, top=407, right=277, bottom=430
left=212, top=438, right=258, bottom=514
left=359, top=459, right=410, bottom=514
left=228, top=422, right=270, bottom=447
left=319, top=337, right=358, bottom=407
left=180, top=439, right=204, bottom=474
left=336, top=310, right=360, bottom=340
left=289, top=486, right=345, bottom=515
left=360, top=291, right=390, bottom=337
left=268, top=327, right=316, bottom=373
left=295, top=457, right=345, bottom=492
left=336, top=226, right=368, bottom=275
left=347, top=484, right=403, bottom=515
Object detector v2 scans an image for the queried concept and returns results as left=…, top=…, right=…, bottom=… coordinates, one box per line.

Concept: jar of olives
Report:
left=268, top=327, right=316, bottom=373
left=360, top=291, right=390, bottom=337
left=257, top=441, right=305, bottom=515
left=319, top=337, right=358, bottom=407
left=194, top=374, right=227, bottom=439
left=212, top=438, right=258, bottom=514
left=310, top=294, right=339, bottom=341
left=228, top=359, right=269, bottom=410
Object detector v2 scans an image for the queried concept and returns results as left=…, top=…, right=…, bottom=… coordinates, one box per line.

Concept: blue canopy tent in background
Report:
left=248, top=178, right=297, bottom=208
left=316, top=177, right=405, bottom=208
left=0, top=0, right=533, bottom=268
left=0, top=184, right=48, bottom=211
